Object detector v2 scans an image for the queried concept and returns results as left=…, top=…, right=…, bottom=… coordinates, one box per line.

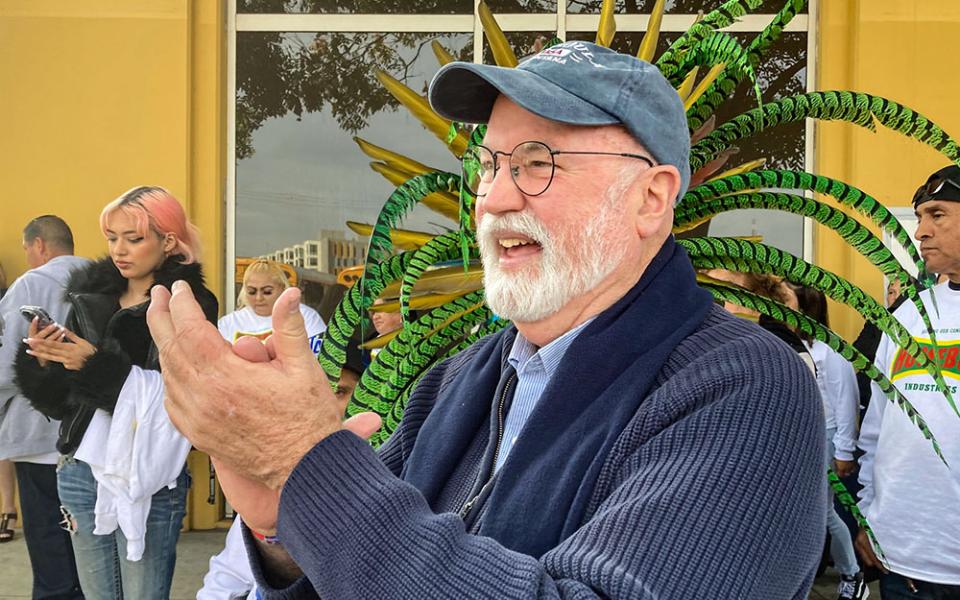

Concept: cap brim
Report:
left=428, top=61, right=620, bottom=128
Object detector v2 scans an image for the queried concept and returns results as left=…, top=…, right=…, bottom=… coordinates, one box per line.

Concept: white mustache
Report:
left=478, top=211, right=551, bottom=253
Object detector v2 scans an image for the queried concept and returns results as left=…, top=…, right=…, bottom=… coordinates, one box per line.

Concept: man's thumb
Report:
left=342, top=413, right=382, bottom=441
left=269, top=287, right=311, bottom=363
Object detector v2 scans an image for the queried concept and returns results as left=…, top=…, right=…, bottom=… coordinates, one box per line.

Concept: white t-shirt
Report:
left=804, top=339, right=859, bottom=460
left=217, top=305, right=326, bottom=357
left=858, top=282, right=960, bottom=584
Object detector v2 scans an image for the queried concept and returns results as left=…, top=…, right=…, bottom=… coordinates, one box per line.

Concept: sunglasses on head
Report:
left=913, top=175, right=960, bottom=205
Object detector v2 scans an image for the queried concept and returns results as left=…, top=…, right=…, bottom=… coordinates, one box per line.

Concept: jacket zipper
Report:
left=458, top=373, right=515, bottom=521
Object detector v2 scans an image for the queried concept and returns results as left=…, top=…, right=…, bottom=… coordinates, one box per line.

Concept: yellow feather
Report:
left=368, top=293, right=471, bottom=314
left=361, top=297, right=487, bottom=349
left=636, top=0, right=665, bottom=61
left=346, top=221, right=437, bottom=250
left=478, top=1, right=518, bottom=68
left=431, top=40, right=457, bottom=66
left=368, top=163, right=461, bottom=221
left=379, top=264, right=484, bottom=298
left=595, top=0, right=617, bottom=47
left=374, top=70, right=469, bottom=156
left=676, top=66, right=700, bottom=102
left=683, top=62, right=726, bottom=111
left=360, top=328, right=400, bottom=350
left=707, top=158, right=767, bottom=182
left=354, top=137, right=436, bottom=176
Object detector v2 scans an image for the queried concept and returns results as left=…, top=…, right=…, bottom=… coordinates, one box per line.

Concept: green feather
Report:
left=676, top=190, right=938, bottom=353
left=690, top=92, right=960, bottom=173
left=681, top=236, right=958, bottom=417
left=656, top=0, right=766, bottom=79
left=319, top=252, right=414, bottom=386
left=399, top=232, right=479, bottom=321
left=686, top=0, right=807, bottom=132
left=700, top=280, right=946, bottom=464
left=680, top=169, right=926, bottom=278
left=828, top=469, right=888, bottom=565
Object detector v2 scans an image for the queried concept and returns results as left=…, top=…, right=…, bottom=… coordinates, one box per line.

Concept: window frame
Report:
left=226, top=0, right=818, bottom=311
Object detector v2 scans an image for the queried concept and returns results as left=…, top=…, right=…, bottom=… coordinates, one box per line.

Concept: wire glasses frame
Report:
left=460, top=140, right=656, bottom=198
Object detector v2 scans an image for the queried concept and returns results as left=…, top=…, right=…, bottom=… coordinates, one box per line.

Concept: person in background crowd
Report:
left=705, top=268, right=816, bottom=374
left=0, top=216, right=86, bottom=597
left=0, top=261, right=15, bottom=546
left=0, top=448, right=17, bottom=546
left=852, top=277, right=917, bottom=418
left=218, top=259, right=325, bottom=358
left=0, top=461, right=14, bottom=543
left=857, top=165, right=960, bottom=599
left=15, top=188, right=218, bottom=599
left=150, top=42, right=825, bottom=598
left=370, top=297, right=403, bottom=337
left=794, top=286, right=869, bottom=600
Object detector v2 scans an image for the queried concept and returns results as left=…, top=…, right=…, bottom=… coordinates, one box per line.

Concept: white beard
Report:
left=478, top=177, right=632, bottom=322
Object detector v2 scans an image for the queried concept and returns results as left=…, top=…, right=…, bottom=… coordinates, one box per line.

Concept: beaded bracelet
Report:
left=250, top=528, right=281, bottom=545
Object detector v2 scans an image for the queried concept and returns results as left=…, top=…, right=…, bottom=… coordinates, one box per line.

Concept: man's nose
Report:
left=477, top=165, right=525, bottom=218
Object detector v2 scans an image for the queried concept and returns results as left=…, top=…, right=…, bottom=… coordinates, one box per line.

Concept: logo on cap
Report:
left=527, top=41, right=607, bottom=69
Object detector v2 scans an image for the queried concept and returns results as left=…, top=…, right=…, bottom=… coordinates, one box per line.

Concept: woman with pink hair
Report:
left=15, top=186, right=218, bottom=599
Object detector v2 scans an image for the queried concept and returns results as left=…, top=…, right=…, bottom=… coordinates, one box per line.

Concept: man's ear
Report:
left=634, top=166, right=680, bottom=238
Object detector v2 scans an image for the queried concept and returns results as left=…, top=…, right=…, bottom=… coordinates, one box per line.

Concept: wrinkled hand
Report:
left=833, top=458, right=856, bottom=479
left=854, top=528, right=887, bottom=573
left=213, top=334, right=380, bottom=535
left=148, top=281, right=379, bottom=492
left=26, top=325, right=96, bottom=370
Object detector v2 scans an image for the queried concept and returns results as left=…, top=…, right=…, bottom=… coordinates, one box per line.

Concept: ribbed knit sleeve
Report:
left=254, top=327, right=826, bottom=599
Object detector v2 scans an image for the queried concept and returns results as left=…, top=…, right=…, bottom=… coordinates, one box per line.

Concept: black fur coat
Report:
left=14, top=255, right=218, bottom=453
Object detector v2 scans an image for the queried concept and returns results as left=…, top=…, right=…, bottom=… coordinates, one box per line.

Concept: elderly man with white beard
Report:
left=147, top=42, right=826, bottom=599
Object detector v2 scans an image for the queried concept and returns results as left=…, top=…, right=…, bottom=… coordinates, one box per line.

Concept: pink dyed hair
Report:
left=99, top=186, right=202, bottom=264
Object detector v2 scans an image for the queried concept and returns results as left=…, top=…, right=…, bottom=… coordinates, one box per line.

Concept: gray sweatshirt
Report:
left=0, top=254, right=89, bottom=460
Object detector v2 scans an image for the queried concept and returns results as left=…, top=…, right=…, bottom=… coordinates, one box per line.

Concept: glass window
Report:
left=238, top=0, right=474, bottom=14
left=485, top=0, right=558, bottom=13
left=483, top=31, right=558, bottom=63
left=233, top=11, right=811, bottom=302
left=567, top=0, right=805, bottom=14
left=235, top=31, right=473, bottom=289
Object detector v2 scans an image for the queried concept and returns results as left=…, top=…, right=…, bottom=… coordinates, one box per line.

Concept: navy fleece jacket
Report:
left=249, top=242, right=826, bottom=599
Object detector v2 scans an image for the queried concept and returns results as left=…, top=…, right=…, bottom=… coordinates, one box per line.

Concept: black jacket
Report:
left=14, top=255, right=218, bottom=454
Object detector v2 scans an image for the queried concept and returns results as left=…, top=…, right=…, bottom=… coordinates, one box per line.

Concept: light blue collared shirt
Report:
left=494, top=319, right=594, bottom=472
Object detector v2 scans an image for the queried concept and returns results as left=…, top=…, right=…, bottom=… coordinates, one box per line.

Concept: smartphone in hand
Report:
left=19, top=305, right=56, bottom=330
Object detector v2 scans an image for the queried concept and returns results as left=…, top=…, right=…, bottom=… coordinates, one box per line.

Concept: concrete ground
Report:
left=0, top=528, right=880, bottom=599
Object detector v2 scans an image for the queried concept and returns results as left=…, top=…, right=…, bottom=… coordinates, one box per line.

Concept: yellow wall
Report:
left=0, top=1, right=226, bottom=528
left=0, top=1, right=225, bottom=301
left=816, top=1, right=960, bottom=340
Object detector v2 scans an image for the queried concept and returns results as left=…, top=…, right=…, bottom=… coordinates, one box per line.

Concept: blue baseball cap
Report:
left=428, top=40, right=691, bottom=202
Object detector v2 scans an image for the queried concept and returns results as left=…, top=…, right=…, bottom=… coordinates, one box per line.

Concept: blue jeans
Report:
left=880, top=572, right=960, bottom=599
left=57, top=456, right=189, bottom=600
left=826, top=428, right=859, bottom=577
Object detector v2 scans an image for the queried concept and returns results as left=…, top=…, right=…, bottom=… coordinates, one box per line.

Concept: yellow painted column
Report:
left=0, top=1, right=227, bottom=529
left=816, top=0, right=960, bottom=340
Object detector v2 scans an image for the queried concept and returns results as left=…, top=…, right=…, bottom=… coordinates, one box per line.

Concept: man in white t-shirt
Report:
left=0, top=216, right=86, bottom=599
left=856, top=166, right=960, bottom=599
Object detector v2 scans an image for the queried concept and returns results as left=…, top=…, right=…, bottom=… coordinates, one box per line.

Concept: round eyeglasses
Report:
left=460, top=140, right=656, bottom=198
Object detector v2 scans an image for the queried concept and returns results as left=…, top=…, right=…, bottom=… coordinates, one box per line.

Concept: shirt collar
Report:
left=507, top=318, right=595, bottom=378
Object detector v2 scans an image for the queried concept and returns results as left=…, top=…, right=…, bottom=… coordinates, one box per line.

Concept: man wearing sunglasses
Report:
left=147, top=41, right=826, bottom=598
left=856, top=165, right=960, bottom=599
